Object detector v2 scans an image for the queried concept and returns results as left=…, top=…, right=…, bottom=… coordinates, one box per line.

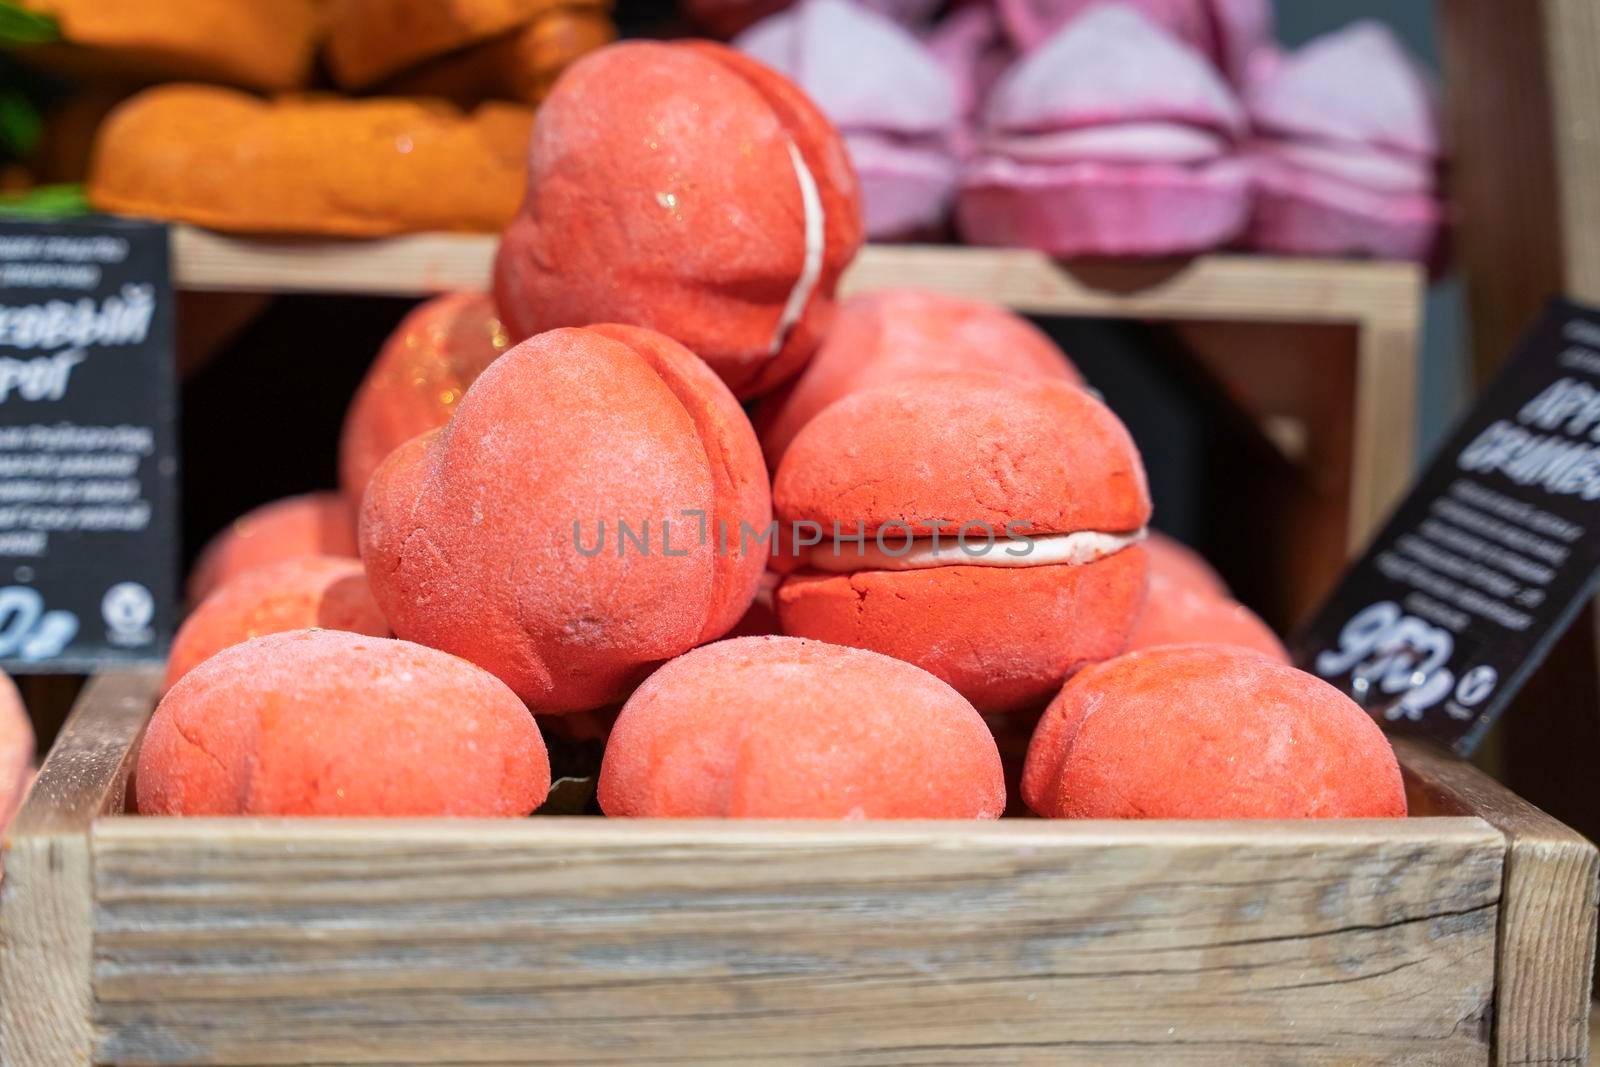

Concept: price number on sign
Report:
left=1313, top=601, right=1497, bottom=722
left=0, top=586, right=78, bottom=661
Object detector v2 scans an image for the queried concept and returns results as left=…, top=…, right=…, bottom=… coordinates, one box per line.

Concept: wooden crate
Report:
left=169, top=228, right=1423, bottom=625
left=2, top=670, right=1594, bottom=1066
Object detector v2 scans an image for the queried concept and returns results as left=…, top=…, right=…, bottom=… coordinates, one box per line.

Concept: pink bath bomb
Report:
left=599, top=636, right=1004, bottom=818
left=138, top=629, right=550, bottom=817
left=1022, top=645, right=1406, bottom=819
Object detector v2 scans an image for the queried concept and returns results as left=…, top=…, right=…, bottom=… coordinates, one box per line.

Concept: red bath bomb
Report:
left=599, top=636, right=1004, bottom=818
left=754, top=288, right=1082, bottom=468
left=774, top=372, right=1150, bottom=713
left=165, top=556, right=390, bottom=688
left=1128, top=568, right=1287, bottom=662
left=137, top=629, right=550, bottom=816
left=494, top=40, right=864, bottom=399
left=188, top=492, right=358, bottom=603
left=339, top=290, right=510, bottom=508
left=0, top=672, right=34, bottom=829
left=1146, top=529, right=1229, bottom=598
left=361, top=324, right=771, bottom=713
left=1022, top=645, right=1406, bottom=819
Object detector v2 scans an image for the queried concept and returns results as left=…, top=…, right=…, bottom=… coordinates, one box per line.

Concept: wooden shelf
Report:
left=171, top=225, right=1420, bottom=329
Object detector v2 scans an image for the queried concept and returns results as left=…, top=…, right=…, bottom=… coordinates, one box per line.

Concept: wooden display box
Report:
left=2, top=671, right=1594, bottom=1066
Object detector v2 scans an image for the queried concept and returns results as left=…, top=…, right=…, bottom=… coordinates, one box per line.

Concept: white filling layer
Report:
left=803, top=528, right=1146, bottom=573
left=770, top=139, right=827, bottom=356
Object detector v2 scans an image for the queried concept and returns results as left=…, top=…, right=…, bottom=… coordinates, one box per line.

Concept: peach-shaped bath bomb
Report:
left=339, top=291, right=510, bottom=508
left=1022, top=645, right=1406, bottom=819
left=599, top=636, right=1003, bottom=817
left=188, top=492, right=358, bottom=604
left=493, top=40, right=864, bottom=399
left=1127, top=576, right=1287, bottom=662
left=753, top=288, right=1082, bottom=468
left=361, top=324, right=771, bottom=713
left=1146, top=529, right=1229, bottom=598
left=165, top=557, right=390, bottom=689
left=0, top=672, right=34, bottom=829
left=137, top=630, right=549, bottom=817
left=774, top=372, right=1150, bottom=713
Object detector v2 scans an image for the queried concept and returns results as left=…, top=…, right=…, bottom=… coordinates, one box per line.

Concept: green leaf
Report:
left=0, top=90, right=41, bottom=157
left=0, top=183, right=89, bottom=219
left=0, top=2, right=58, bottom=45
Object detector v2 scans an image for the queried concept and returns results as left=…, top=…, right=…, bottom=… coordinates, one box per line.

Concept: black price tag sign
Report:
left=1293, top=299, right=1600, bottom=755
left=0, top=218, right=177, bottom=672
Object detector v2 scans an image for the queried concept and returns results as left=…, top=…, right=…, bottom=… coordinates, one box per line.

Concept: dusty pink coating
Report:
left=1022, top=644, right=1407, bottom=819
left=775, top=371, right=1150, bottom=537
left=360, top=325, right=771, bottom=714
left=958, top=155, right=1250, bottom=256
left=164, top=556, right=391, bottom=688
left=1127, top=572, right=1288, bottom=662
left=598, top=636, right=1004, bottom=818
left=754, top=288, right=1081, bottom=469
left=0, top=672, right=33, bottom=832
left=1146, top=530, right=1229, bottom=598
left=493, top=40, right=863, bottom=400
left=984, top=5, right=1244, bottom=137
left=188, top=492, right=358, bottom=604
left=137, top=629, right=550, bottom=817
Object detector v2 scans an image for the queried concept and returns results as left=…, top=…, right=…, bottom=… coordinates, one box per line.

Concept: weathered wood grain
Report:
left=1, top=669, right=161, bottom=1066
left=89, top=817, right=1501, bottom=1066
left=1398, top=738, right=1600, bottom=1066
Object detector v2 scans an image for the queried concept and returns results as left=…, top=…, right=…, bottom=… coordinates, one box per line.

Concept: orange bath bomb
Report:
left=137, top=630, right=549, bottom=817
left=774, top=372, right=1150, bottom=713
left=494, top=40, right=864, bottom=399
left=1022, top=645, right=1407, bottom=819
left=339, top=291, right=511, bottom=508
left=1146, top=530, right=1229, bottom=598
left=165, top=557, right=390, bottom=688
left=188, top=492, right=359, bottom=604
left=754, top=289, right=1082, bottom=468
left=0, top=672, right=34, bottom=829
left=1127, top=570, right=1288, bottom=662
left=361, top=324, right=771, bottom=713
left=599, top=636, right=1004, bottom=818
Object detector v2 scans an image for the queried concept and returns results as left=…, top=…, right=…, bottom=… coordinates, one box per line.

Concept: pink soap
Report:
left=599, top=636, right=1004, bottom=818
left=188, top=492, right=358, bottom=604
left=1022, top=645, right=1407, bottom=819
left=138, top=630, right=550, bottom=817
left=959, top=6, right=1249, bottom=256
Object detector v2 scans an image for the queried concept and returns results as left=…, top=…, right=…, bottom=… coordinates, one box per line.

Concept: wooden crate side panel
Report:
left=1397, top=739, right=1600, bottom=1065
left=0, top=669, right=161, bottom=1067
left=90, top=818, right=1500, bottom=1066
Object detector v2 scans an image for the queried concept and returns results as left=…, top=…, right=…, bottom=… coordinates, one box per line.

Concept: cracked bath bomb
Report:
left=137, top=629, right=550, bottom=817
left=774, top=371, right=1150, bottom=713
left=361, top=324, right=771, bottom=714
left=1022, top=644, right=1406, bottom=819
left=753, top=288, right=1082, bottom=469
left=493, top=39, right=864, bottom=399
left=188, top=492, right=359, bottom=604
left=340, top=290, right=511, bottom=508
left=599, top=636, right=1004, bottom=818
left=165, top=556, right=391, bottom=689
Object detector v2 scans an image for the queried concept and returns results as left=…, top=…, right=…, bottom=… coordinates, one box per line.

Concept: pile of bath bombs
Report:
left=728, top=0, right=1442, bottom=261
left=142, top=39, right=1406, bottom=822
